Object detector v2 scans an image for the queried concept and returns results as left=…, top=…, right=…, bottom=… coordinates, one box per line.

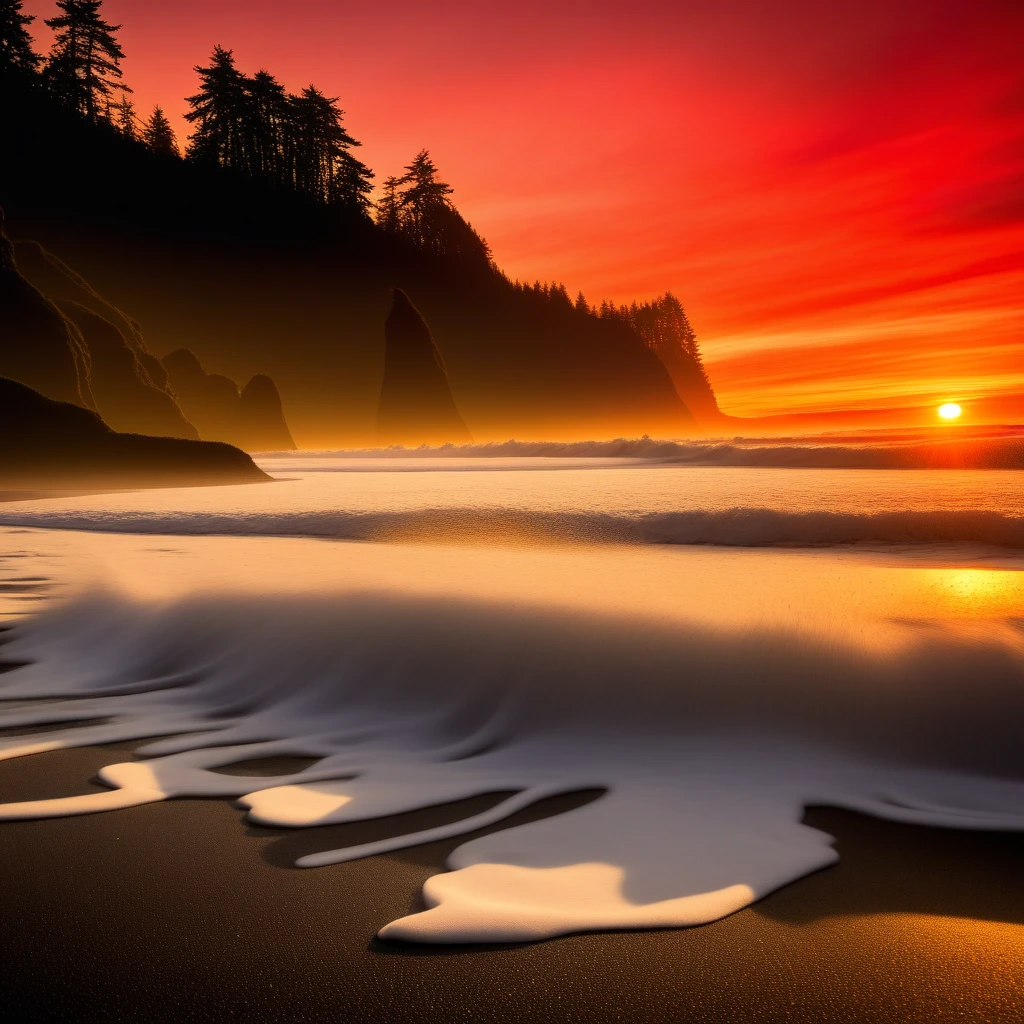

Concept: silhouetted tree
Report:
left=0, top=0, right=41, bottom=75
left=329, top=150, right=375, bottom=216
left=600, top=291, right=708, bottom=382
left=184, top=51, right=371, bottom=207
left=375, top=175, right=402, bottom=232
left=185, top=45, right=246, bottom=166
left=395, top=150, right=453, bottom=254
left=287, top=85, right=360, bottom=199
left=377, top=150, right=491, bottom=265
left=243, top=69, right=287, bottom=179
left=142, top=105, right=178, bottom=156
left=43, top=0, right=129, bottom=121
left=112, top=95, right=136, bottom=138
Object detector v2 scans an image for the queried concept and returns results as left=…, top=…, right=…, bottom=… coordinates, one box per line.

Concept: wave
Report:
left=1, top=589, right=1023, bottom=943
left=4, top=505, right=1024, bottom=549
left=261, top=430, right=1024, bottom=469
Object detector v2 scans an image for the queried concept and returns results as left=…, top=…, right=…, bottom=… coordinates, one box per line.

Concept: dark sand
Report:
left=0, top=490, right=128, bottom=504
left=0, top=741, right=1022, bottom=1023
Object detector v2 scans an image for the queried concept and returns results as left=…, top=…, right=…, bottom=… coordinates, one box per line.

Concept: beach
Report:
left=0, top=741, right=1022, bottom=1022
left=1, top=454, right=1023, bottom=1019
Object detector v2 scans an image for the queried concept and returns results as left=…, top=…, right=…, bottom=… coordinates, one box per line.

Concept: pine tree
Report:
left=375, top=175, right=402, bottom=232
left=375, top=154, right=489, bottom=264
left=142, top=105, right=178, bottom=156
left=395, top=149, right=453, bottom=253
left=112, top=95, right=136, bottom=138
left=0, top=0, right=41, bottom=75
left=243, top=69, right=288, bottom=180
left=287, top=86, right=359, bottom=200
left=44, top=0, right=129, bottom=120
left=184, top=50, right=373, bottom=205
left=329, top=150, right=375, bottom=215
left=185, top=45, right=246, bottom=166
left=549, top=283, right=572, bottom=308
left=597, top=291, right=709, bottom=387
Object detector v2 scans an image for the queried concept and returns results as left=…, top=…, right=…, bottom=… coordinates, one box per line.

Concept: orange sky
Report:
left=23, top=0, right=1024, bottom=418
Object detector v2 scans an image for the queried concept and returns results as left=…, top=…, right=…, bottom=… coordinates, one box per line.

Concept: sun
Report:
left=938, top=402, right=962, bottom=420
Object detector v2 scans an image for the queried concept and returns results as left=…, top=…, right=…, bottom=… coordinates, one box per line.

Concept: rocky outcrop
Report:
left=0, top=376, right=268, bottom=488
left=56, top=300, right=199, bottom=439
left=0, top=207, right=94, bottom=409
left=239, top=374, right=295, bottom=451
left=13, top=238, right=184, bottom=406
left=376, top=289, right=471, bottom=445
left=162, top=348, right=296, bottom=451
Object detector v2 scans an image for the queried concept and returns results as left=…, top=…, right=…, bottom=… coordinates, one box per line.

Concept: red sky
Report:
left=24, top=0, right=1024, bottom=418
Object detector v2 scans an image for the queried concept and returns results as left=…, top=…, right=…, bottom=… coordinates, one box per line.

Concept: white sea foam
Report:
left=3, top=506, right=1024, bottom=549
left=3, top=450, right=1022, bottom=551
left=261, top=430, right=1024, bottom=469
left=1, top=587, right=1023, bottom=943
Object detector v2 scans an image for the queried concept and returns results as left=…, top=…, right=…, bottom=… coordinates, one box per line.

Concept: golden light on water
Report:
left=938, top=402, right=962, bottom=420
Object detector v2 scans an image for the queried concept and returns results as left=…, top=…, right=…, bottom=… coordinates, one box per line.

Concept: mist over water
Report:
left=1, top=453, right=1023, bottom=943
left=257, top=426, right=1024, bottom=468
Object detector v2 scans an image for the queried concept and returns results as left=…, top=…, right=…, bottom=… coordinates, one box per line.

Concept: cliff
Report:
left=0, top=79, right=700, bottom=444
left=56, top=299, right=199, bottom=439
left=0, top=208, right=94, bottom=410
left=655, top=345, right=724, bottom=425
left=13, top=238, right=193, bottom=419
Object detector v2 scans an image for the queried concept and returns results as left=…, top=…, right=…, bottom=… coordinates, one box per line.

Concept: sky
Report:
left=23, top=0, right=1024, bottom=418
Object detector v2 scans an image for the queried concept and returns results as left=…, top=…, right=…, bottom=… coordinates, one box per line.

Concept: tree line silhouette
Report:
left=183, top=45, right=376, bottom=212
left=0, top=0, right=710, bottom=388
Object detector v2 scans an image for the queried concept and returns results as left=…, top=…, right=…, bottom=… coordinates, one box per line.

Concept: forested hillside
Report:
left=0, top=0, right=719, bottom=443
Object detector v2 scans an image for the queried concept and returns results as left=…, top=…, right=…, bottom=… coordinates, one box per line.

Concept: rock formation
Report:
left=56, top=300, right=199, bottom=439
left=239, top=374, right=296, bottom=451
left=162, top=348, right=296, bottom=451
left=12, top=237, right=185, bottom=409
left=3, top=85, right=705, bottom=442
left=376, top=289, right=471, bottom=445
left=0, top=207, right=94, bottom=409
left=0, top=376, right=268, bottom=488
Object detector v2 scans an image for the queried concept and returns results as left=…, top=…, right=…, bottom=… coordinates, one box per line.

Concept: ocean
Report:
left=1, top=442, right=1023, bottom=943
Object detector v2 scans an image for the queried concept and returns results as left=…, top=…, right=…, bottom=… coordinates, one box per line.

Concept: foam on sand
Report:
left=1, top=586, right=1023, bottom=944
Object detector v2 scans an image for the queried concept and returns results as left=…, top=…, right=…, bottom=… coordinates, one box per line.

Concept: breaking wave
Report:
left=1, top=589, right=1023, bottom=943
left=269, top=430, right=1024, bottom=470
left=3, top=505, right=1024, bottom=549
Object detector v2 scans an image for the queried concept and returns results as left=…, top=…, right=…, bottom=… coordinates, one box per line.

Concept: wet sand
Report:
left=0, top=490, right=126, bottom=504
left=0, top=742, right=1022, bottom=1023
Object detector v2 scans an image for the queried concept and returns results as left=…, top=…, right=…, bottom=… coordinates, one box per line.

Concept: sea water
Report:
left=0, top=450, right=1022, bottom=943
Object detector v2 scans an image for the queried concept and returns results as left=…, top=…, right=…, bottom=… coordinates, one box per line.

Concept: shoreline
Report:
left=0, top=489, right=127, bottom=504
left=0, top=743, right=1021, bottom=1022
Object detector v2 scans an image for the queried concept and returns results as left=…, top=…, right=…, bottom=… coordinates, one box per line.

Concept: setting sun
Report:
left=938, top=403, right=962, bottom=420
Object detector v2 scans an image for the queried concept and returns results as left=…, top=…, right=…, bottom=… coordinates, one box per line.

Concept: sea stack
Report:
left=376, top=288, right=471, bottom=445
left=162, top=348, right=296, bottom=451
left=161, top=348, right=240, bottom=442
left=239, top=374, right=296, bottom=451
left=0, top=207, right=94, bottom=410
